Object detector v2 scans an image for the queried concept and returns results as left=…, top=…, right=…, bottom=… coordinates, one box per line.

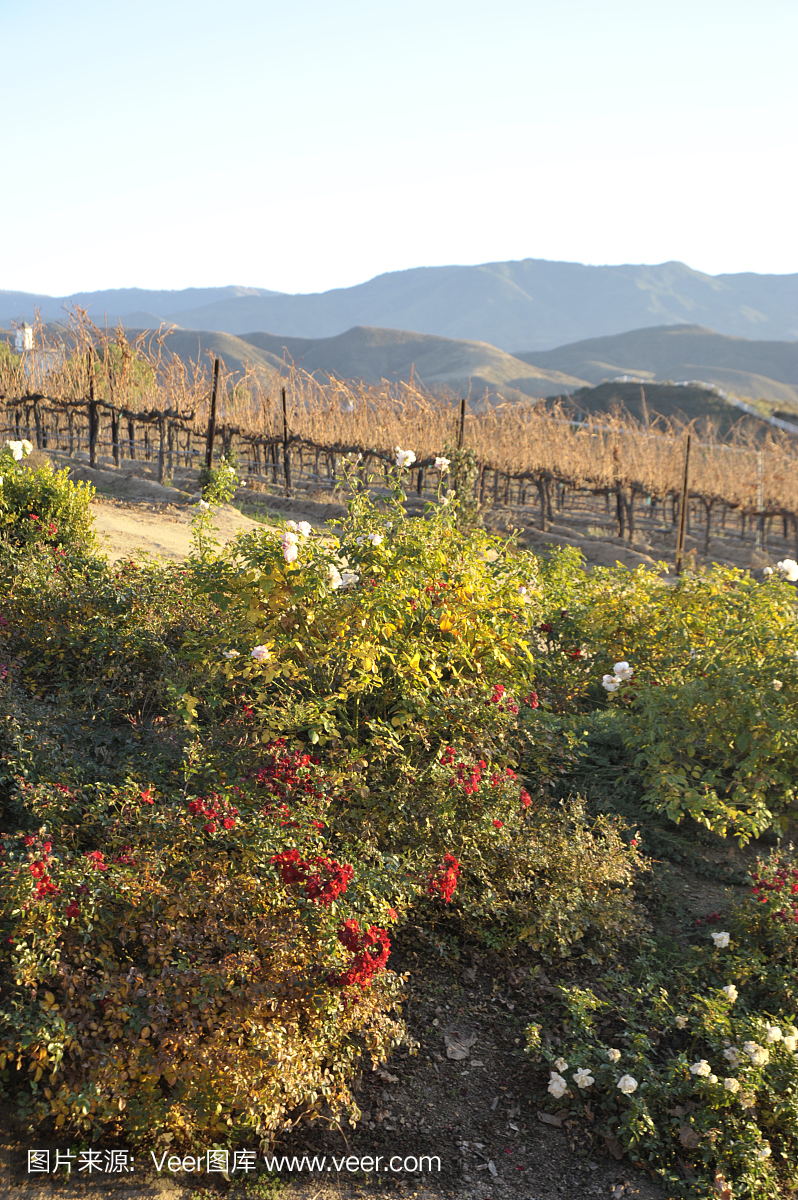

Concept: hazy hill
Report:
left=0, top=286, right=279, bottom=328
left=551, top=381, right=782, bottom=439
left=516, top=325, right=798, bottom=408
left=3, top=259, right=798, bottom=351
left=238, top=325, right=585, bottom=401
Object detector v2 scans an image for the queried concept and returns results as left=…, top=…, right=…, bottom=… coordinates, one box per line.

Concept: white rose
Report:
left=778, top=559, right=798, bottom=582
left=395, top=447, right=416, bottom=469
left=689, top=1060, right=711, bottom=1077
left=606, top=1048, right=622, bottom=1063
left=765, top=1024, right=782, bottom=1044
left=553, top=1057, right=568, bottom=1072
left=328, top=565, right=343, bottom=590
left=572, top=1068, right=594, bottom=1088
left=250, top=645, right=270, bottom=662
left=223, top=649, right=240, bottom=659
left=602, top=675, right=620, bottom=692
left=368, top=532, right=383, bottom=546
left=756, top=1145, right=772, bottom=1160
left=617, top=1075, right=638, bottom=1095
left=711, top=931, right=730, bottom=948
left=547, top=1073, right=567, bottom=1099
left=783, top=1035, right=797, bottom=1052
left=613, top=661, right=633, bottom=680
left=723, top=1047, right=741, bottom=1068
left=721, top=985, right=738, bottom=1002
left=435, top=457, right=451, bottom=472
left=724, top=1077, right=740, bottom=1093
left=743, top=1041, right=769, bottom=1066
left=675, top=1016, right=688, bottom=1029
left=340, top=570, right=359, bottom=589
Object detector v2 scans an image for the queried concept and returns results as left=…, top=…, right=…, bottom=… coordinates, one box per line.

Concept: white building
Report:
left=14, top=323, right=34, bottom=353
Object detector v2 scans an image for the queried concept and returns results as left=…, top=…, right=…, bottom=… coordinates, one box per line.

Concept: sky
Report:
left=2, top=0, right=797, bottom=296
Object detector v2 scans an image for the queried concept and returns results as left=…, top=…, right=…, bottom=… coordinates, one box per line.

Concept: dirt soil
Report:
left=33, top=448, right=784, bottom=577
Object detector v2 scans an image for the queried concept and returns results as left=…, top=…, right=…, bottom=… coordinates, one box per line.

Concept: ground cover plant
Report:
left=2, top=444, right=798, bottom=1198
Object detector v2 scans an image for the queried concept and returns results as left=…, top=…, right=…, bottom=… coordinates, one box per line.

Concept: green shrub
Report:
left=0, top=442, right=100, bottom=561
left=587, top=568, right=798, bottom=842
left=530, top=856, right=798, bottom=1198
left=2, top=556, right=212, bottom=723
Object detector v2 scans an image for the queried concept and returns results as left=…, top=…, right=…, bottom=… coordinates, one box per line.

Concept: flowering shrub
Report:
left=0, top=758, right=407, bottom=1148
left=0, top=446, right=100, bottom=562
left=546, top=563, right=798, bottom=841
left=530, top=855, right=798, bottom=1198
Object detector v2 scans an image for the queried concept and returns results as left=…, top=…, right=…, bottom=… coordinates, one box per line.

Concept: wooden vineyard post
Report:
left=111, top=407, right=120, bottom=467
left=206, top=358, right=220, bottom=470
left=457, top=396, right=466, bottom=449
left=675, top=433, right=692, bottom=575
left=88, top=350, right=98, bottom=468
left=755, top=451, right=764, bottom=551
left=157, top=415, right=166, bottom=484
left=282, top=386, right=292, bottom=496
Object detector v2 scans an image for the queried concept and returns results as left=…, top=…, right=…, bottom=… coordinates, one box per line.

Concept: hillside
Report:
left=68, top=324, right=584, bottom=405
left=238, top=325, right=585, bottom=402
left=549, top=380, right=784, bottom=440
left=3, top=258, right=798, bottom=351
left=517, top=324, right=798, bottom=409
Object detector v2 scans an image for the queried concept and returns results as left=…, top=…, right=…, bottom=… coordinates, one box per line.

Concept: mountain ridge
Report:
left=3, top=258, right=798, bottom=351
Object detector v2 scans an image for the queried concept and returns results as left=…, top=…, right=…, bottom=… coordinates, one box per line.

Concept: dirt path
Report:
left=90, top=497, right=266, bottom=565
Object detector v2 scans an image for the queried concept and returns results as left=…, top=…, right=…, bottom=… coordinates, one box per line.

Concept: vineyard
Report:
left=3, top=312, right=798, bottom=562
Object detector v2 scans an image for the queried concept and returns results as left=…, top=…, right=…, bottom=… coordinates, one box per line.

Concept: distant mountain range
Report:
left=3, top=258, right=798, bottom=351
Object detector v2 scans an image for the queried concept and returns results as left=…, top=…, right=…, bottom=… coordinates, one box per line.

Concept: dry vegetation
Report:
left=3, top=311, right=798, bottom=548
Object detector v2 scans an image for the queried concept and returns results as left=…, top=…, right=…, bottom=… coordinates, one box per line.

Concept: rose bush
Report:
left=0, top=441, right=100, bottom=562
left=0, top=745, right=407, bottom=1149
left=530, top=853, right=798, bottom=1198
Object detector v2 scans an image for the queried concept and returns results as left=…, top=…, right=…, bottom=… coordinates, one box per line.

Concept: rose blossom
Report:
left=721, top=985, right=738, bottom=1002
left=607, top=1048, right=621, bottom=1063
left=251, top=645, right=271, bottom=662
left=547, top=1073, right=567, bottom=1099
left=617, top=1075, right=638, bottom=1094
left=573, top=1068, right=594, bottom=1088
left=711, top=931, right=730, bottom=948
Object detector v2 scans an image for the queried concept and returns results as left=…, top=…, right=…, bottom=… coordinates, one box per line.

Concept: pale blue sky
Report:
left=3, top=0, right=796, bottom=294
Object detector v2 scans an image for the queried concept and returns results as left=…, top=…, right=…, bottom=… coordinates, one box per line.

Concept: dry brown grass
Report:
left=2, top=310, right=798, bottom=518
